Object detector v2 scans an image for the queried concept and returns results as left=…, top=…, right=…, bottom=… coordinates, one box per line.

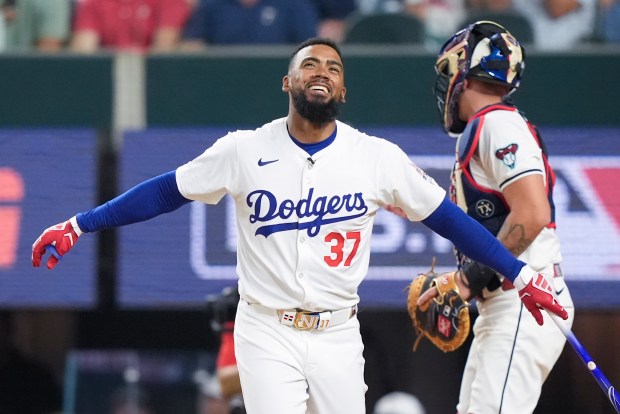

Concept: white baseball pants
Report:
left=234, top=300, right=367, bottom=414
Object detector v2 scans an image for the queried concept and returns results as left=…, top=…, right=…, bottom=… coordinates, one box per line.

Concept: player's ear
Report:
left=282, top=75, right=290, bottom=92
left=340, top=86, right=346, bottom=103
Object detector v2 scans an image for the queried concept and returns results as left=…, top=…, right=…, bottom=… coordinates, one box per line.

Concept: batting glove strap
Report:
left=70, top=215, right=83, bottom=237
left=513, top=264, right=536, bottom=291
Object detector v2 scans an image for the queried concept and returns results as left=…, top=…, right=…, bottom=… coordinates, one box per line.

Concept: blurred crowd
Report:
left=0, top=0, right=617, bottom=55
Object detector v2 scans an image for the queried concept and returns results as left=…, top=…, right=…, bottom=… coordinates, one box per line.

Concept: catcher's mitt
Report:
left=407, top=263, right=470, bottom=353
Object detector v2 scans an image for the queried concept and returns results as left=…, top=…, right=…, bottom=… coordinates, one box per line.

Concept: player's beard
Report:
left=292, top=89, right=340, bottom=125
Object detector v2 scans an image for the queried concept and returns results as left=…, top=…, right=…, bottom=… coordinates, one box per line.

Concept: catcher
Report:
left=409, top=20, right=575, bottom=414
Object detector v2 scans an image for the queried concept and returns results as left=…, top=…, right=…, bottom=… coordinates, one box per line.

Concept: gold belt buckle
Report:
left=293, top=310, right=318, bottom=330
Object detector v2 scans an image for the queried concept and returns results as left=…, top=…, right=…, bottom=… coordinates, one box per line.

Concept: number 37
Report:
left=323, top=231, right=361, bottom=267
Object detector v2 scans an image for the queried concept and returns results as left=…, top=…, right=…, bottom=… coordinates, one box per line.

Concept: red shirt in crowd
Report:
left=72, top=0, right=191, bottom=51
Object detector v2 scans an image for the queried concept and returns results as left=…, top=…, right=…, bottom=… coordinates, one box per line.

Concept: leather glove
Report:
left=407, top=265, right=470, bottom=352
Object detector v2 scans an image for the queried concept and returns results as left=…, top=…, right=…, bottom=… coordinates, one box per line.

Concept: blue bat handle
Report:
left=45, top=245, right=63, bottom=261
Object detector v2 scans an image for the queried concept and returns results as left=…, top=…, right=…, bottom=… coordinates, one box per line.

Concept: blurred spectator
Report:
left=0, top=311, right=62, bottom=414
left=310, top=0, right=356, bottom=42
left=70, top=0, right=192, bottom=53
left=355, top=0, right=404, bottom=15
left=599, top=0, right=620, bottom=42
left=0, top=5, right=6, bottom=51
left=465, top=0, right=512, bottom=11
left=202, top=286, right=245, bottom=414
left=196, top=373, right=230, bottom=414
left=373, top=391, right=426, bottom=414
left=2, top=0, right=71, bottom=52
left=181, top=0, right=318, bottom=48
left=404, top=0, right=465, bottom=50
left=511, top=0, right=597, bottom=50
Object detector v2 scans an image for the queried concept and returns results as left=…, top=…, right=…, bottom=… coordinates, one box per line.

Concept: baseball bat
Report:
left=550, top=313, right=620, bottom=413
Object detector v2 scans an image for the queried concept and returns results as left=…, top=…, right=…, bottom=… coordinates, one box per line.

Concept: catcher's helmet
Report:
left=434, top=20, right=525, bottom=135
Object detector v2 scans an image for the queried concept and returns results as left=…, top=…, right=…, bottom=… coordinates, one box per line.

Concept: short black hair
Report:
left=289, top=37, right=343, bottom=69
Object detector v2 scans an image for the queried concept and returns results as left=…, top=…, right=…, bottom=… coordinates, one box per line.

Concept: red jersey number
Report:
left=324, top=231, right=361, bottom=267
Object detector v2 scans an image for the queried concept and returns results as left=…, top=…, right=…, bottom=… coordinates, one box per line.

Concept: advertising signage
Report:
left=0, top=130, right=97, bottom=308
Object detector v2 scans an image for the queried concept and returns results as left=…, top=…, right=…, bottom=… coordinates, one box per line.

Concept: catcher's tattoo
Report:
left=498, top=223, right=532, bottom=257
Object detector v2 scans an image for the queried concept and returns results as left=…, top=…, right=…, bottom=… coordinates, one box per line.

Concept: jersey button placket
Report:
left=296, top=157, right=315, bottom=302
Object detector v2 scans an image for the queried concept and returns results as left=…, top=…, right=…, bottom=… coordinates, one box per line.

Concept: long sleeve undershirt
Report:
left=77, top=171, right=190, bottom=231
left=422, top=197, right=524, bottom=282
left=76, top=172, right=523, bottom=282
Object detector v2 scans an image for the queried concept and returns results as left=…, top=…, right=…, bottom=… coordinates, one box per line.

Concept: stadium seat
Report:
left=343, top=13, right=424, bottom=45
left=459, top=10, right=534, bottom=45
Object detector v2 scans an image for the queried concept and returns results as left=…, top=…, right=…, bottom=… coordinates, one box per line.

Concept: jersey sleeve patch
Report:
left=410, top=161, right=438, bottom=185
left=494, top=143, right=519, bottom=169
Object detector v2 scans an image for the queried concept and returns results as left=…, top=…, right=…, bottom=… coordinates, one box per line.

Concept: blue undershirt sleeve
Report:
left=421, top=197, right=524, bottom=282
left=76, top=171, right=191, bottom=233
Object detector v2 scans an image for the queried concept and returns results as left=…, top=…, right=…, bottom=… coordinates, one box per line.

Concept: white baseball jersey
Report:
left=454, top=108, right=562, bottom=271
left=452, top=106, right=574, bottom=414
left=176, top=117, right=445, bottom=311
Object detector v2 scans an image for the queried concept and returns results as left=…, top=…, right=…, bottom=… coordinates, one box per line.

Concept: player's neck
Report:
left=286, top=114, right=336, bottom=144
left=461, top=93, right=504, bottom=122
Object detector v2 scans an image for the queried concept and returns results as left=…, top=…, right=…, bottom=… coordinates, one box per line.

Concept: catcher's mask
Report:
left=433, top=20, right=525, bottom=136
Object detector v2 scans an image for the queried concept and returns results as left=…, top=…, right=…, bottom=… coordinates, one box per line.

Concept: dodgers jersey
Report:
left=176, top=117, right=445, bottom=311
left=451, top=106, right=562, bottom=271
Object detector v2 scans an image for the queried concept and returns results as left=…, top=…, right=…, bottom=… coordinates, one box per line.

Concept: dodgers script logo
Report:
left=247, top=188, right=368, bottom=237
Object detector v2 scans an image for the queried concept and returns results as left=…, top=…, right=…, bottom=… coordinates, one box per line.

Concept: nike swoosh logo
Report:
left=555, top=287, right=565, bottom=295
left=258, top=158, right=279, bottom=166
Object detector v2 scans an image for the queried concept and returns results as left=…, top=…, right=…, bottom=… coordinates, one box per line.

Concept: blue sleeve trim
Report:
left=76, top=171, right=191, bottom=232
left=421, top=197, right=524, bottom=282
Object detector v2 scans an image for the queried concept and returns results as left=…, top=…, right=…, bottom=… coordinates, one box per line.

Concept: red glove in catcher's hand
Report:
left=513, top=265, right=568, bottom=326
left=32, top=216, right=82, bottom=269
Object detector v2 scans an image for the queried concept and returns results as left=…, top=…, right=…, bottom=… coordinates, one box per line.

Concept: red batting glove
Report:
left=513, top=265, right=569, bottom=326
left=32, top=216, right=82, bottom=269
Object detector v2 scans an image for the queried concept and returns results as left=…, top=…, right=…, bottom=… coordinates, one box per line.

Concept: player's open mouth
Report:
left=308, top=84, right=330, bottom=95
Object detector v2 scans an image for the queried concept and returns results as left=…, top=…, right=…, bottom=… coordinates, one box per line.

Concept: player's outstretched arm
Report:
left=421, top=197, right=568, bottom=324
left=32, top=171, right=191, bottom=269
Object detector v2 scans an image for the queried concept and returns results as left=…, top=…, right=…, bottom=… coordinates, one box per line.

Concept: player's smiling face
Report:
left=292, top=44, right=345, bottom=103
left=284, top=44, right=346, bottom=124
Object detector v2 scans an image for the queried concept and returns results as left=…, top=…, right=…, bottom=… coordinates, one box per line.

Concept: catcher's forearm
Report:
left=496, top=220, right=536, bottom=258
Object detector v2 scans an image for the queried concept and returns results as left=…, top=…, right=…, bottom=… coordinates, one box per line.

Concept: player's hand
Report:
left=513, top=265, right=568, bottom=325
left=32, top=216, right=82, bottom=269
left=417, top=270, right=471, bottom=308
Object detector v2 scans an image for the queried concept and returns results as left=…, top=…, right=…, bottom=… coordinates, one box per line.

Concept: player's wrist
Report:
left=514, top=264, right=535, bottom=291
left=455, top=270, right=472, bottom=300
left=69, top=215, right=83, bottom=237
left=461, top=260, right=499, bottom=298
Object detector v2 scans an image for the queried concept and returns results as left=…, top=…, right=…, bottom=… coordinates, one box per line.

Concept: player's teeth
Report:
left=310, top=86, right=328, bottom=92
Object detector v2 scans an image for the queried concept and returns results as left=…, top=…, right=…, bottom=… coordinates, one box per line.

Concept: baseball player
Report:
left=433, top=21, right=575, bottom=413
left=32, top=37, right=568, bottom=414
